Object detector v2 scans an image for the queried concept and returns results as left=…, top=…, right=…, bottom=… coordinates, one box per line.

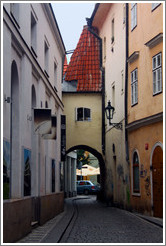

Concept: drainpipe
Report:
left=125, top=3, right=129, bottom=162
left=86, top=18, right=105, bottom=156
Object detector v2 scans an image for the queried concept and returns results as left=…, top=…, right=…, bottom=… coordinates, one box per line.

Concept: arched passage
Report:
left=66, top=145, right=106, bottom=201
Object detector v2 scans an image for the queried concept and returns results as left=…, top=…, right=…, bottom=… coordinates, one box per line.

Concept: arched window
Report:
left=133, top=151, right=140, bottom=193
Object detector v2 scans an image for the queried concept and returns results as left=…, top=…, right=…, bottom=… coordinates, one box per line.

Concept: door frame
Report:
left=150, top=141, right=163, bottom=216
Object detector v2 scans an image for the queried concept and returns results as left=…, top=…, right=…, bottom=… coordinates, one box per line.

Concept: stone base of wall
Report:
left=3, top=197, right=32, bottom=243
left=3, top=192, right=64, bottom=243
left=39, top=192, right=64, bottom=225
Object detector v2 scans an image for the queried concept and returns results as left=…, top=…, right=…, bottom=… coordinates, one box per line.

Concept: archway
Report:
left=11, top=60, right=20, bottom=197
left=151, top=143, right=163, bottom=218
left=66, top=145, right=106, bottom=201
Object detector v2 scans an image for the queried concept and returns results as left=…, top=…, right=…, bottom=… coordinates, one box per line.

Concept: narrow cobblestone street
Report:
left=40, top=196, right=163, bottom=244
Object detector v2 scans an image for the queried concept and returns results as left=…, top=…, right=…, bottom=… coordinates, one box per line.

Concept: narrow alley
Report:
left=19, top=196, right=163, bottom=244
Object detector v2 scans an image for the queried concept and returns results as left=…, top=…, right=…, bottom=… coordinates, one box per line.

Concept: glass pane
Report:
left=153, top=57, right=156, bottom=69
left=157, top=54, right=161, bottom=67
left=84, top=108, right=91, bottom=121
left=77, top=108, right=83, bottom=121
left=153, top=71, right=156, bottom=94
left=133, top=166, right=140, bottom=191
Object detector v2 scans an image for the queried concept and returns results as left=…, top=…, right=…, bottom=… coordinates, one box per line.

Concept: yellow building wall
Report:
left=128, top=3, right=163, bottom=215
left=128, top=3, right=163, bottom=123
left=128, top=121, right=163, bottom=215
left=62, top=93, right=102, bottom=154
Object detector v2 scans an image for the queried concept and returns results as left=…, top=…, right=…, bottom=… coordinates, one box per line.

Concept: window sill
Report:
left=131, top=102, right=138, bottom=107
left=31, top=46, right=37, bottom=58
left=153, top=90, right=162, bottom=97
left=10, top=12, right=20, bottom=29
left=44, top=70, right=49, bottom=78
left=132, top=192, right=141, bottom=197
left=152, top=3, right=161, bottom=12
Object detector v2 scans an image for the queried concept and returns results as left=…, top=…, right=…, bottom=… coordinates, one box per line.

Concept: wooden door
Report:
left=152, top=146, right=163, bottom=218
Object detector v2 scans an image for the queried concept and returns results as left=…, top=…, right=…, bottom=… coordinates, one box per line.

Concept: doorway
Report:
left=152, top=145, right=163, bottom=218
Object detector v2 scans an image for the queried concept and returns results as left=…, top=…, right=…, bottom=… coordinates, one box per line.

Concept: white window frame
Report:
left=75, top=107, right=91, bottom=122
left=131, top=68, right=138, bottom=106
left=152, top=53, right=162, bottom=95
left=31, top=12, right=37, bottom=55
left=44, top=40, right=49, bottom=76
left=131, top=3, right=137, bottom=30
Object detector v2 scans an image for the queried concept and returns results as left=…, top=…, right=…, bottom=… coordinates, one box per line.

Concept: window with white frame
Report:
left=152, top=3, right=160, bottom=10
left=54, top=62, right=58, bottom=90
left=76, top=108, right=91, bottom=121
left=44, top=40, right=49, bottom=76
left=31, top=12, right=37, bottom=55
left=133, top=151, right=140, bottom=194
left=153, top=53, right=162, bottom=95
left=111, top=18, right=115, bottom=43
left=131, top=68, right=138, bottom=105
left=131, top=3, right=137, bottom=30
left=10, top=3, right=19, bottom=24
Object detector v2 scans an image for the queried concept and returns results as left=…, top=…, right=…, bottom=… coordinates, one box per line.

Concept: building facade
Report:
left=3, top=3, right=65, bottom=242
left=91, top=3, right=130, bottom=208
left=127, top=3, right=163, bottom=217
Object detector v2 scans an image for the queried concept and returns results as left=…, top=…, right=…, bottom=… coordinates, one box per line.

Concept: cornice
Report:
left=126, top=112, right=163, bottom=132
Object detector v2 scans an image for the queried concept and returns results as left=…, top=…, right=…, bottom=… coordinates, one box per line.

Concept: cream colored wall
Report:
left=128, top=3, right=163, bottom=123
left=96, top=3, right=129, bottom=206
left=62, top=93, right=102, bottom=154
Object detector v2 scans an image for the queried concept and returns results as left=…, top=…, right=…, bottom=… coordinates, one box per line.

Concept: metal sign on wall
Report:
left=61, top=115, right=66, bottom=161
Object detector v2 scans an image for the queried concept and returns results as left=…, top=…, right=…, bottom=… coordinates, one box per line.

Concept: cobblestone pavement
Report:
left=63, top=197, right=163, bottom=243
left=19, top=196, right=163, bottom=244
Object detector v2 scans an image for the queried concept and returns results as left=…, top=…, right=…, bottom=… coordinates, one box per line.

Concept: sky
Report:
left=51, top=2, right=95, bottom=61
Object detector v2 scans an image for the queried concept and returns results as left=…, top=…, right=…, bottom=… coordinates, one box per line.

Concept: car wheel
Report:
left=84, top=189, right=89, bottom=195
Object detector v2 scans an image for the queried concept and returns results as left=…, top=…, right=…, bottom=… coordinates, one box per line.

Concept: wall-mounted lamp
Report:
left=4, top=95, right=11, bottom=103
left=105, top=100, right=122, bottom=130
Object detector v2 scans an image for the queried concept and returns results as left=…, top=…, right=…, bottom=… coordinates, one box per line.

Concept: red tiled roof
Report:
left=65, top=26, right=102, bottom=92
left=63, top=55, right=68, bottom=76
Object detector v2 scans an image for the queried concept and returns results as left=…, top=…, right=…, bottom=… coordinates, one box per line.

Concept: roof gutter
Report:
left=125, top=3, right=129, bottom=162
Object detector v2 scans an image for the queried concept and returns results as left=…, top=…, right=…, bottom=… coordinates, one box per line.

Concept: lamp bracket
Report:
left=110, top=122, right=123, bottom=130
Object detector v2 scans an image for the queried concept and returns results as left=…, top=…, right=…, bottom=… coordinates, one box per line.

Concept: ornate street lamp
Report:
left=105, top=100, right=122, bottom=130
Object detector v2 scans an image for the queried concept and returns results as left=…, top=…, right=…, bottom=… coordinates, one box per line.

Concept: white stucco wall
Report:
left=3, top=3, right=65, bottom=198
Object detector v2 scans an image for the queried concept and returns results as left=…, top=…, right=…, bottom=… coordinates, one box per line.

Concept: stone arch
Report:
left=67, top=145, right=106, bottom=201
left=11, top=60, right=20, bottom=197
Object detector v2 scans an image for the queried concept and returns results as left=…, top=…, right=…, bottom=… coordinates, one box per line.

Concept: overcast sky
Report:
left=51, top=2, right=95, bottom=60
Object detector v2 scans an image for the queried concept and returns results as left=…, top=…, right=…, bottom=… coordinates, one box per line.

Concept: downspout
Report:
left=86, top=19, right=106, bottom=202
left=86, top=19, right=105, bottom=156
left=125, top=3, right=129, bottom=162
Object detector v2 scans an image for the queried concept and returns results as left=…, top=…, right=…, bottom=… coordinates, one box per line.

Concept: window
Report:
left=153, top=53, right=162, bottom=95
left=31, top=13, right=37, bottom=55
left=131, top=68, right=138, bottom=105
left=133, top=151, right=140, bottom=193
left=10, top=3, right=19, bottom=25
left=103, top=37, right=106, bottom=62
left=52, top=159, right=55, bottom=192
left=152, top=3, right=160, bottom=10
left=44, top=40, right=49, bottom=76
left=76, top=108, right=91, bottom=121
left=111, top=19, right=114, bottom=43
left=54, top=62, right=58, bottom=89
left=112, top=84, right=115, bottom=108
left=131, top=3, right=137, bottom=30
